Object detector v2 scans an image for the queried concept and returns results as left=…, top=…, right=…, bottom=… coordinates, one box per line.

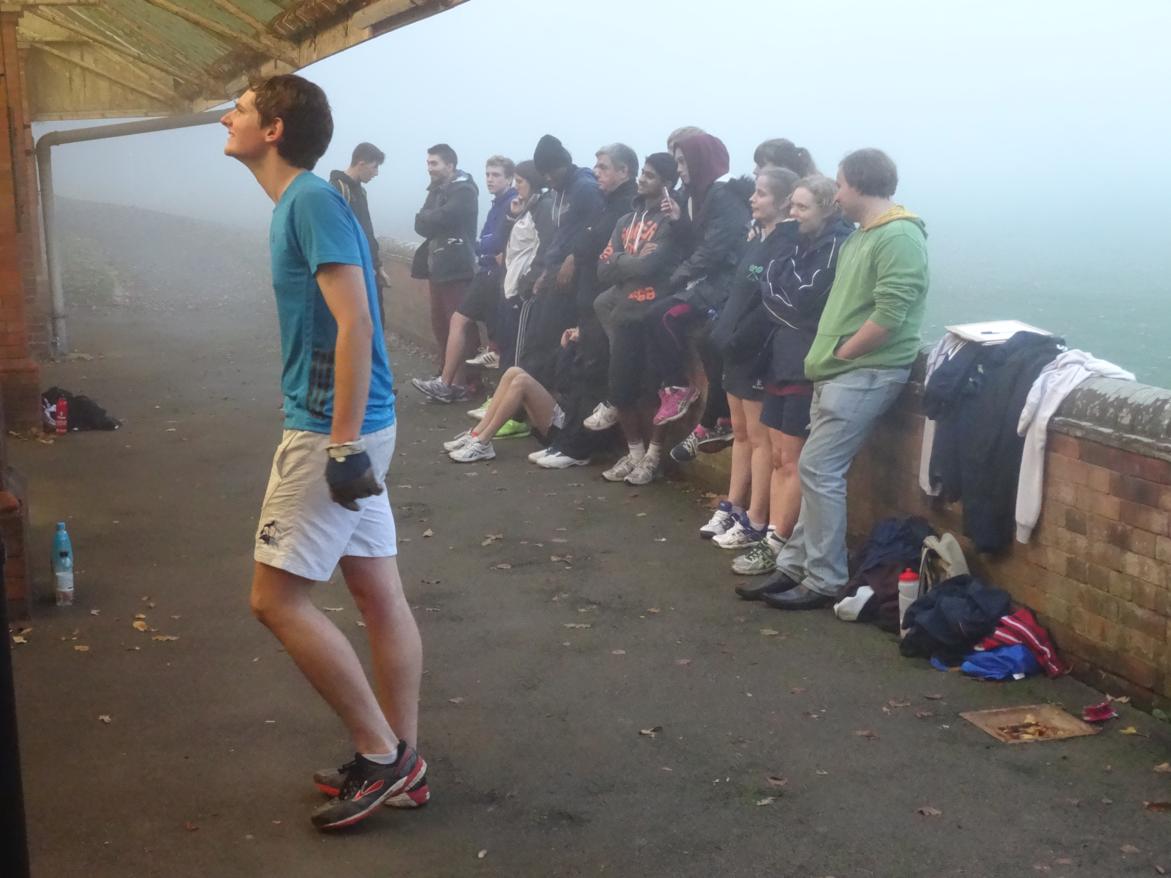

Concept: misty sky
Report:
left=33, top=0, right=1171, bottom=381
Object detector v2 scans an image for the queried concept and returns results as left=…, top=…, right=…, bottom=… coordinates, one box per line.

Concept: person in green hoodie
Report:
left=759, top=148, right=928, bottom=610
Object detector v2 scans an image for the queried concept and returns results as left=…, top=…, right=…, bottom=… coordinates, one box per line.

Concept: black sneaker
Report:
left=735, top=571, right=801, bottom=601
left=310, top=743, right=427, bottom=830
left=314, top=760, right=431, bottom=808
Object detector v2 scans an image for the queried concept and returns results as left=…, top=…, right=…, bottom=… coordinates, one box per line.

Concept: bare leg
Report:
left=744, top=399, right=770, bottom=527
left=250, top=562, right=396, bottom=754
left=440, top=311, right=472, bottom=387
left=769, top=427, right=805, bottom=538
left=339, top=555, right=422, bottom=749
left=726, top=393, right=751, bottom=509
left=472, top=366, right=522, bottom=436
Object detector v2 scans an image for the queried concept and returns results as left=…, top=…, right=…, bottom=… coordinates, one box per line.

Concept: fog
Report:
left=34, top=0, right=1171, bottom=383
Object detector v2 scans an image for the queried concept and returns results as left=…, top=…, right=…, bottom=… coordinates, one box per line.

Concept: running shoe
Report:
left=732, top=540, right=778, bottom=575
left=602, top=453, right=640, bottom=482
left=449, top=439, right=495, bottom=462
left=537, top=451, right=590, bottom=469
left=624, top=454, right=659, bottom=485
left=528, top=446, right=555, bottom=464
left=411, top=376, right=465, bottom=404
left=467, top=396, right=492, bottom=420
left=443, top=430, right=474, bottom=452
left=583, top=401, right=619, bottom=431
left=466, top=348, right=500, bottom=369
left=495, top=419, right=531, bottom=439
left=696, top=418, right=734, bottom=452
left=699, top=500, right=736, bottom=539
left=652, top=385, right=701, bottom=426
left=712, top=517, right=765, bottom=550
left=314, top=763, right=430, bottom=809
left=310, top=745, right=426, bottom=831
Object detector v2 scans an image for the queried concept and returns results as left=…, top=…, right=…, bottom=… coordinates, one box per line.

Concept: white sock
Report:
left=628, top=442, right=646, bottom=461
left=748, top=518, right=766, bottom=532
left=766, top=528, right=786, bottom=550
left=731, top=504, right=745, bottom=516
left=361, top=749, right=397, bottom=765
left=646, top=442, right=663, bottom=460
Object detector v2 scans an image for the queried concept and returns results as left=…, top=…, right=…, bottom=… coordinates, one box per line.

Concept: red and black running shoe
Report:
left=314, top=761, right=430, bottom=808
left=309, top=742, right=427, bottom=831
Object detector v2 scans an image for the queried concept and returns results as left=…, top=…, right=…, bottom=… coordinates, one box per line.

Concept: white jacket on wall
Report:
left=1014, top=350, right=1135, bottom=543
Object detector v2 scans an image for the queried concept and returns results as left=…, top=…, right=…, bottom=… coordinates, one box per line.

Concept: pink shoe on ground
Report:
left=653, top=385, right=701, bottom=425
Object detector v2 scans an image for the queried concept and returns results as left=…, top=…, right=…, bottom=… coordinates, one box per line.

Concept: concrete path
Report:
left=9, top=208, right=1171, bottom=877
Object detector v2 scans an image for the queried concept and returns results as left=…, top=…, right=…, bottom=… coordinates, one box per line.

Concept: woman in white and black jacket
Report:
left=735, top=175, right=854, bottom=599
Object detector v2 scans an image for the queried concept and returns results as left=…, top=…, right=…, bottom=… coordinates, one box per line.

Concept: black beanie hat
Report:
left=533, top=134, right=572, bottom=174
left=645, top=152, right=679, bottom=188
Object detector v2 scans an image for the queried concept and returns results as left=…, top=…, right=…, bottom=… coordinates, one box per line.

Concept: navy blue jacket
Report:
left=477, top=187, right=517, bottom=271
left=538, top=165, right=604, bottom=273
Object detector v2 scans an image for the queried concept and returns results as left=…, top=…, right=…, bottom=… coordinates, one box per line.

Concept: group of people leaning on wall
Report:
left=403, top=129, right=930, bottom=611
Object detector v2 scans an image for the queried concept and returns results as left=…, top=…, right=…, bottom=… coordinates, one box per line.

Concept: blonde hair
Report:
left=794, top=174, right=838, bottom=211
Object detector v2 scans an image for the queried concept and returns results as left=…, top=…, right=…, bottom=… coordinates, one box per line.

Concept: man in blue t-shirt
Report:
left=222, top=74, right=426, bottom=832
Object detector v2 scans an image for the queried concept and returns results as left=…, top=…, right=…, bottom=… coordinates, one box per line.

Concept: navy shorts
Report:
left=761, top=386, right=813, bottom=438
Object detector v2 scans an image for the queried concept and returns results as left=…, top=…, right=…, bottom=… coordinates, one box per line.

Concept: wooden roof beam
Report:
left=32, top=42, right=179, bottom=105
left=139, top=0, right=299, bottom=67
left=207, top=0, right=269, bottom=36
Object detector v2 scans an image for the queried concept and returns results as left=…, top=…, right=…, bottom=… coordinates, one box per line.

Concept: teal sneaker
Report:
left=495, top=419, right=531, bottom=439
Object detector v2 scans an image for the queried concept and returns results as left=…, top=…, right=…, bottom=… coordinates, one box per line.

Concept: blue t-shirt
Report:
left=269, top=172, right=395, bottom=434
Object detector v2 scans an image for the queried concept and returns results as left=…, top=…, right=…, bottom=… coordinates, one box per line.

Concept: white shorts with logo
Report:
left=254, top=424, right=397, bottom=581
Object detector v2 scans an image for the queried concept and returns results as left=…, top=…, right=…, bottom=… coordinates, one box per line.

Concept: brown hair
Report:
left=755, top=167, right=800, bottom=205
left=753, top=138, right=818, bottom=176
left=839, top=148, right=898, bottom=198
left=251, top=74, right=332, bottom=170
left=486, top=154, right=516, bottom=177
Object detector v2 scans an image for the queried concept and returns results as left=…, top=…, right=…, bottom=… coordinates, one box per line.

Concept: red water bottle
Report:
left=55, top=395, right=68, bottom=434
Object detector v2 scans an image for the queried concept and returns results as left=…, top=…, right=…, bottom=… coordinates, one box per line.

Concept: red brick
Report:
left=1054, top=527, right=1090, bottom=557
left=1048, top=433, right=1081, bottom=459
left=1120, top=452, right=1171, bottom=486
left=1065, top=554, right=1089, bottom=582
left=1090, top=541, right=1125, bottom=574
left=1117, top=602, right=1167, bottom=642
left=1063, top=506, right=1088, bottom=536
left=1128, top=579, right=1168, bottom=616
left=1119, top=499, right=1169, bottom=536
left=1078, top=485, right=1121, bottom=521
left=1079, top=441, right=1125, bottom=471
left=1116, top=474, right=1167, bottom=509
left=1122, top=551, right=1164, bottom=586
left=1046, top=479, right=1079, bottom=507
left=1048, top=455, right=1091, bottom=486
left=1086, top=463, right=1119, bottom=494
left=1157, top=536, right=1171, bottom=565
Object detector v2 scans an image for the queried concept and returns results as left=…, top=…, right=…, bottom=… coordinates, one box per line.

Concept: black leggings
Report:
left=608, top=321, right=647, bottom=408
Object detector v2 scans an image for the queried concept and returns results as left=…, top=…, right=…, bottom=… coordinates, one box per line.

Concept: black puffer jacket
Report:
left=760, top=216, right=854, bottom=384
left=573, top=178, right=637, bottom=316
left=668, top=176, right=753, bottom=311
left=411, top=170, right=479, bottom=283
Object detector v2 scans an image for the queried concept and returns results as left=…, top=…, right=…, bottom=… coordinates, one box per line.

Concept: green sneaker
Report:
left=731, top=540, right=778, bottom=576
left=495, top=419, right=531, bottom=439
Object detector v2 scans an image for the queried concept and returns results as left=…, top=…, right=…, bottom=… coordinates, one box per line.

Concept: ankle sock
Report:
left=646, top=442, right=663, bottom=460
left=748, top=518, right=766, bottom=532
left=361, top=750, right=397, bottom=765
left=628, top=442, right=646, bottom=461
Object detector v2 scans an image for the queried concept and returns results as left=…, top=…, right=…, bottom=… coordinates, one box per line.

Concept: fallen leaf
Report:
left=755, top=797, right=776, bottom=806
left=480, top=534, right=503, bottom=546
left=477, top=850, right=487, bottom=860
left=448, top=697, right=465, bottom=705
left=562, top=623, right=591, bottom=629
left=636, top=512, right=648, bottom=517
left=184, top=821, right=199, bottom=832
left=854, top=729, right=878, bottom=740
left=492, top=563, right=512, bottom=570
left=1120, top=726, right=1142, bottom=736
left=134, top=613, right=147, bottom=620
left=356, top=620, right=366, bottom=628
left=674, top=658, right=692, bottom=667
left=98, top=714, right=112, bottom=724
left=1120, top=844, right=1140, bottom=854
left=914, top=710, right=936, bottom=719
left=89, top=609, right=101, bottom=616
left=760, top=628, right=780, bottom=637
left=639, top=726, right=662, bottom=738
left=916, top=806, right=942, bottom=817
left=888, top=699, right=911, bottom=708
left=1143, top=801, right=1171, bottom=813
left=422, top=528, right=434, bottom=538
left=1154, top=762, right=1171, bottom=774
left=1054, top=859, right=1073, bottom=866
left=132, top=620, right=149, bottom=632
left=152, top=635, right=179, bottom=642
left=646, top=608, right=661, bottom=614
left=611, top=649, right=626, bottom=656
left=766, top=775, right=788, bottom=789
left=815, top=770, right=829, bottom=776
left=1109, top=694, right=1131, bottom=704
left=923, top=693, right=944, bottom=701
left=1156, top=866, right=1166, bottom=876
left=11, top=635, right=27, bottom=645
left=322, top=606, right=344, bottom=613
left=790, top=687, right=807, bottom=695
left=73, top=645, right=90, bottom=652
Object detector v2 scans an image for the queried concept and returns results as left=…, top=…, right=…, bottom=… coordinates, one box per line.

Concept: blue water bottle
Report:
left=52, top=522, right=74, bottom=607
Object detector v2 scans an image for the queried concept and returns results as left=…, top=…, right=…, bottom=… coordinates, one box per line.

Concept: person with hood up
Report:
left=731, top=174, right=855, bottom=588
left=645, top=133, right=753, bottom=435
left=410, top=143, right=479, bottom=384
left=329, top=142, right=387, bottom=323
left=519, top=134, right=604, bottom=390
left=590, top=153, right=682, bottom=485
left=756, top=148, right=929, bottom=610
left=701, top=168, right=801, bottom=567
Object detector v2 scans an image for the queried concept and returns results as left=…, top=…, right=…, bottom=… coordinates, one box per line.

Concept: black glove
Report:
left=325, top=447, right=383, bottom=511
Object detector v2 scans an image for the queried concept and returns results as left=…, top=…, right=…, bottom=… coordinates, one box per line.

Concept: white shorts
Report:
left=254, top=424, right=397, bottom=581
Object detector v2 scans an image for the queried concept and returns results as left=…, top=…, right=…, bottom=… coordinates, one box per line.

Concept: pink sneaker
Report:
left=653, top=385, right=700, bottom=425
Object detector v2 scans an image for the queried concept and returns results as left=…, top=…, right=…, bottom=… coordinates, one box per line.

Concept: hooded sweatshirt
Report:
left=804, top=206, right=929, bottom=381
left=411, top=169, right=480, bottom=283
left=596, top=193, right=679, bottom=324
left=329, top=170, right=380, bottom=270
left=537, top=165, right=605, bottom=274
left=477, top=185, right=518, bottom=271
left=573, top=177, right=638, bottom=313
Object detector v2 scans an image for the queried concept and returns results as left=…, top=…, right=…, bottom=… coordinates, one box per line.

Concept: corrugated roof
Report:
left=14, top=0, right=467, bottom=120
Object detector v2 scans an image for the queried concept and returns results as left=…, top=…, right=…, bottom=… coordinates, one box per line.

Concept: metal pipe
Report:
left=34, top=110, right=223, bottom=355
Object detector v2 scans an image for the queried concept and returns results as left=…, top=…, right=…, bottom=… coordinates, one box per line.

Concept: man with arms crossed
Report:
left=221, top=74, right=426, bottom=831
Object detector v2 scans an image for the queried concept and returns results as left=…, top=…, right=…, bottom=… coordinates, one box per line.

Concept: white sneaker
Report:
left=449, top=439, right=495, bottom=463
left=467, top=396, right=492, bottom=421
left=584, top=402, right=619, bottom=431
left=624, top=454, right=659, bottom=485
left=699, top=501, right=736, bottom=539
left=538, top=451, right=590, bottom=469
left=713, top=519, right=764, bottom=550
left=602, top=453, right=640, bottom=482
left=443, top=431, right=474, bottom=452
left=466, top=348, right=500, bottom=368
left=528, top=447, right=554, bottom=464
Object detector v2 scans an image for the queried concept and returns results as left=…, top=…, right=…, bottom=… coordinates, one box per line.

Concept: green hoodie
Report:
left=804, top=206, right=929, bottom=382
